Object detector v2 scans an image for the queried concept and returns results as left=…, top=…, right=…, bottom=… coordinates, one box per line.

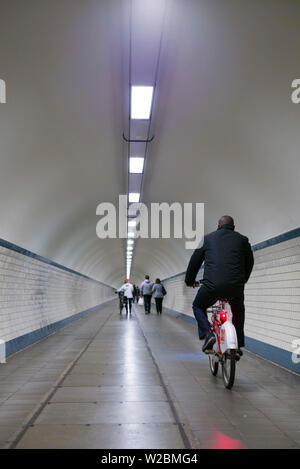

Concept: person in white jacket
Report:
left=118, top=279, right=134, bottom=314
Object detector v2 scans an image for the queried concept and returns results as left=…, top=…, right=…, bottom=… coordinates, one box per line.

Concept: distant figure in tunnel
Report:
left=140, top=275, right=153, bottom=314
left=185, top=215, right=254, bottom=354
left=117, top=279, right=134, bottom=315
left=132, top=284, right=137, bottom=303
left=152, top=278, right=167, bottom=315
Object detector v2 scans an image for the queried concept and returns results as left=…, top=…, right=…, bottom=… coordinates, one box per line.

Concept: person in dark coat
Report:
left=185, top=215, right=254, bottom=354
left=152, top=278, right=166, bottom=314
left=132, top=284, right=137, bottom=303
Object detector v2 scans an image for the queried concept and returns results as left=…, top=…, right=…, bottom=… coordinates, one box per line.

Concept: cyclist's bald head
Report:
left=218, top=215, right=234, bottom=228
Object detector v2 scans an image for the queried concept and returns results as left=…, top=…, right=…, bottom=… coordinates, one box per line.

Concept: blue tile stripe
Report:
left=163, top=306, right=300, bottom=375
left=245, top=336, right=300, bottom=374
left=4, top=299, right=114, bottom=359
left=0, top=237, right=113, bottom=288
left=252, top=227, right=300, bottom=252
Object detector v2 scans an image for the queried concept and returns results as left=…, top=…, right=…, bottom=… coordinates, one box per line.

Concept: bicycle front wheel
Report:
left=209, top=355, right=219, bottom=376
left=222, top=350, right=236, bottom=389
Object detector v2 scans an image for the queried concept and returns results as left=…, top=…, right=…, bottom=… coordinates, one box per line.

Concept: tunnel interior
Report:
left=0, top=0, right=299, bottom=450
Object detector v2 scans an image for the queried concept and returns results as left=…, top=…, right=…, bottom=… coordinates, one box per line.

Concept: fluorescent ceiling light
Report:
left=131, top=86, right=154, bottom=119
left=128, top=232, right=135, bottom=238
left=128, top=220, right=137, bottom=227
left=128, top=193, right=140, bottom=203
left=129, top=157, right=144, bottom=174
left=127, top=239, right=134, bottom=245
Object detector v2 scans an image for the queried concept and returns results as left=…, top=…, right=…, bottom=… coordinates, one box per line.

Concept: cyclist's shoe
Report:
left=199, top=334, right=206, bottom=340
left=235, top=348, right=243, bottom=361
left=202, top=332, right=216, bottom=353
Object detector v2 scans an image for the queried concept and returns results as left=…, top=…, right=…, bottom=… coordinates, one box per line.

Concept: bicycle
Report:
left=207, top=299, right=239, bottom=389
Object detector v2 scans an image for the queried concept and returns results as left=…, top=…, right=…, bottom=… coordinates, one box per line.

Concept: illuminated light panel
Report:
left=128, top=220, right=137, bottom=227
left=129, top=157, right=144, bottom=174
left=131, top=86, right=154, bottom=119
left=128, top=193, right=140, bottom=203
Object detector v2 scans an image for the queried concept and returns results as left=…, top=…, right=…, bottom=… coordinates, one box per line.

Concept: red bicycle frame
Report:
left=210, top=301, right=228, bottom=358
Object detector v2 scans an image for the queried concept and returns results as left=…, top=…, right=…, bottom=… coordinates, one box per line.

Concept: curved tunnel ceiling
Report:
left=0, top=0, right=299, bottom=287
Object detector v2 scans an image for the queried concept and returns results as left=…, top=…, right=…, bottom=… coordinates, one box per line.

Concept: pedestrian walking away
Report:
left=152, top=278, right=167, bottom=314
left=140, top=275, right=153, bottom=314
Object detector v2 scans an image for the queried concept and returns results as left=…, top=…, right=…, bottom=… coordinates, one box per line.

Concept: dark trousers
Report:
left=124, top=297, right=133, bottom=314
left=192, top=285, right=245, bottom=348
left=155, top=297, right=163, bottom=314
left=143, top=295, right=152, bottom=313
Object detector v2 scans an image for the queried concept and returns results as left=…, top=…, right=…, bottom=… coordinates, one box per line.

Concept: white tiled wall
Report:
left=244, top=236, right=300, bottom=354
left=163, top=236, right=300, bottom=355
left=0, top=245, right=115, bottom=344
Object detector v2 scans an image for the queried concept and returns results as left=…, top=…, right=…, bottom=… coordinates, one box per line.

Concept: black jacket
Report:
left=185, top=224, right=254, bottom=291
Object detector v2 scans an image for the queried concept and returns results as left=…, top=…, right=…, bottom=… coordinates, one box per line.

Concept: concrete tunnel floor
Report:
left=0, top=300, right=299, bottom=449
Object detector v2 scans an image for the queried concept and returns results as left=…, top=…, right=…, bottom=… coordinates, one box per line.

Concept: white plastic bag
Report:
left=138, top=296, right=144, bottom=306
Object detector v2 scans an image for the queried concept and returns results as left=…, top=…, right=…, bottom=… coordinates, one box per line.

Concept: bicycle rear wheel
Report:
left=209, top=355, right=219, bottom=376
left=222, top=350, right=236, bottom=389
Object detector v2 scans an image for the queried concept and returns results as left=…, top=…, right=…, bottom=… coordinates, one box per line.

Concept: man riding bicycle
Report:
left=185, top=216, right=254, bottom=354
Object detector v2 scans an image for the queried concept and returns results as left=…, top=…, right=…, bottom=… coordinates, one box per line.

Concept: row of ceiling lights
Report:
left=126, top=85, right=154, bottom=279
